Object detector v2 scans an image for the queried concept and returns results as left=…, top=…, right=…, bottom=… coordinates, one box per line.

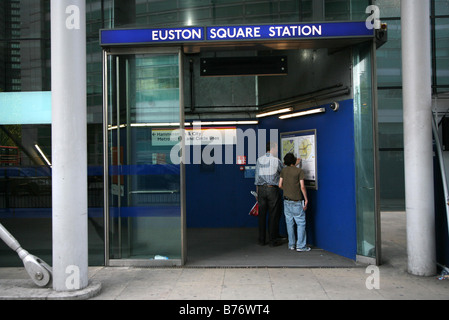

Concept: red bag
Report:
left=249, top=202, right=259, bottom=217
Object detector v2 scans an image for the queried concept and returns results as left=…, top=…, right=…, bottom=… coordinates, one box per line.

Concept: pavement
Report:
left=1, top=211, right=449, bottom=301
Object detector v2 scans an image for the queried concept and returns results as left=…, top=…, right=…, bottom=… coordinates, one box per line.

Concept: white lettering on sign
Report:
left=268, top=25, right=322, bottom=37
left=65, top=5, right=80, bottom=30
left=209, top=27, right=262, bottom=39
left=208, top=25, right=322, bottom=40
left=151, top=28, right=203, bottom=41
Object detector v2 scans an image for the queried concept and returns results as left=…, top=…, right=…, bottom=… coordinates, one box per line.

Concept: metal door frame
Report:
left=102, top=47, right=186, bottom=267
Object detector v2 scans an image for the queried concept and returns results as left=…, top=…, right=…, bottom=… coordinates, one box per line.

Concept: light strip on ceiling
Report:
left=130, top=123, right=191, bottom=127
left=35, top=144, right=52, bottom=167
left=256, top=108, right=293, bottom=118
left=279, top=107, right=326, bottom=119
left=190, top=121, right=259, bottom=126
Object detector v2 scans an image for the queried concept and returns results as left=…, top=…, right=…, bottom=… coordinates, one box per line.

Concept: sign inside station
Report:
left=100, top=21, right=373, bottom=46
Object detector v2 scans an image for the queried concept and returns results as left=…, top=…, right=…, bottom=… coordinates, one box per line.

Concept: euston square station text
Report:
left=101, top=22, right=373, bottom=46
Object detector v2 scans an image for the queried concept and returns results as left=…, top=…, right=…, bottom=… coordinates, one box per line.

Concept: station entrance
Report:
left=101, top=22, right=382, bottom=267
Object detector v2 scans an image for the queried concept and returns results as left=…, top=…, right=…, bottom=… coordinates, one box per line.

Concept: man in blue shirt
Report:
left=255, top=142, right=285, bottom=247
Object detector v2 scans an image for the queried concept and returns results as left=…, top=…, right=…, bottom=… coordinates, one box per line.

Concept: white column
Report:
left=401, top=0, right=436, bottom=276
left=51, top=0, right=88, bottom=291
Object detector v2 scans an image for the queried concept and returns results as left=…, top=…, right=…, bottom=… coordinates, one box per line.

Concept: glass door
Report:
left=103, top=48, right=185, bottom=266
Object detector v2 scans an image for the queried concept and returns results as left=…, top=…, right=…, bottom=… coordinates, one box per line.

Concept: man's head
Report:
left=266, top=142, right=278, bottom=156
left=283, top=153, right=298, bottom=166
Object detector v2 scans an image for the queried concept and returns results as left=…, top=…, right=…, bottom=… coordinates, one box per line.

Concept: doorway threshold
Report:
left=186, top=228, right=360, bottom=268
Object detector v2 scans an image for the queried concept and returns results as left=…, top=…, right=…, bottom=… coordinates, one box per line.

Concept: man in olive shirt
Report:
left=279, top=153, right=310, bottom=252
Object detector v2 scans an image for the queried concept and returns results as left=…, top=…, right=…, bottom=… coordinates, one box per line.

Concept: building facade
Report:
left=0, top=0, right=448, bottom=267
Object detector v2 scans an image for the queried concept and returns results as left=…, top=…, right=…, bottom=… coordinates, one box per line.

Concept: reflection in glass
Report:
left=353, top=44, right=377, bottom=259
left=107, top=53, right=182, bottom=261
left=0, top=124, right=52, bottom=266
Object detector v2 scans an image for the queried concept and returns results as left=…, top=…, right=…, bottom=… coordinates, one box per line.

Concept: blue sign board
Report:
left=100, top=22, right=373, bottom=46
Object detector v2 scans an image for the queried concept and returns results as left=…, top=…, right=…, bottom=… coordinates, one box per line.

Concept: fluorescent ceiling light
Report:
left=256, top=108, right=293, bottom=118
left=107, top=121, right=258, bottom=129
left=35, top=144, right=52, bottom=167
left=130, top=123, right=190, bottom=127
left=279, top=108, right=326, bottom=119
left=190, top=121, right=258, bottom=126
left=108, top=123, right=191, bottom=130
left=107, top=124, right=126, bottom=130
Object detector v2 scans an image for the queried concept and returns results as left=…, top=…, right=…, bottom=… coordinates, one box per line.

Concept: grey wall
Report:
left=258, top=48, right=353, bottom=107
left=184, top=47, right=353, bottom=116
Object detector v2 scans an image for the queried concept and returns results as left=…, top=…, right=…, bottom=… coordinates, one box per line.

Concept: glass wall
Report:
left=0, top=0, right=384, bottom=267
left=353, top=43, right=377, bottom=260
left=374, top=0, right=449, bottom=210
left=110, top=0, right=370, bottom=29
left=374, top=12, right=405, bottom=210
left=0, top=0, right=109, bottom=267
left=106, top=52, right=183, bottom=263
left=7, top=0, right=449, bottom=266
left=0, top=1, right=53, bottom=267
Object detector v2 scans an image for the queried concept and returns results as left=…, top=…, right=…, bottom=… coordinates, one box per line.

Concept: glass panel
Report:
left=378, top=88, right=404, bottom=211
left=436, top=18, right=449, bottom=86
left=0, top=1, right=52, bottom=268
left=0, top=124, right=52, bottom=266
left=0, top=92, right=51, bottom=125
left=115, top=0, right=372, bottom=29
left=353, top=43, right=377, bottom=259
left=435, top=0, right=449, bottom=16
left=376, top=20, right=402, bottom=87
left=373, top=0, right=401, bottom=18
left=107, top=52, right=182, bottom=261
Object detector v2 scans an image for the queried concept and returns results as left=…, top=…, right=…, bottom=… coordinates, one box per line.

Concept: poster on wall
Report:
left=280, top=129, right=318, bottom=190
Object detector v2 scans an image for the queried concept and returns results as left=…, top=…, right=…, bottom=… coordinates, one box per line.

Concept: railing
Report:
left=432, top=112, right=449, bottom=242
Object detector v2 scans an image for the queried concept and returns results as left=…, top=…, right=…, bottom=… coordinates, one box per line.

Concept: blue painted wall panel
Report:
left=185, top=100, right=357, bottom=259
left=260, top=99, right=357, bottom=259
left=185, top=127, right=260, bottom=228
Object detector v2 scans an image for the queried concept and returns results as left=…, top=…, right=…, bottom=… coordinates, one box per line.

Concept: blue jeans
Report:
left=283, top=200, right=306, bottom=249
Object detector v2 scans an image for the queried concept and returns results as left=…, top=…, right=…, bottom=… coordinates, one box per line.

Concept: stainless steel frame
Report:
left=102, top=47, right=186, bottom=267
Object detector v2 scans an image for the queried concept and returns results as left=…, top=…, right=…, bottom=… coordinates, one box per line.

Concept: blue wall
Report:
left=186, top=125, right=260, bottom=228
left=260, top=99, right=357, bottom=259
left=185, top=99, right=357, bottom=260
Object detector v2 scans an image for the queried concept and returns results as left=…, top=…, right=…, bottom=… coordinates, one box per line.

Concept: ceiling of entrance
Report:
left=182, top=38, right=372, bottom=53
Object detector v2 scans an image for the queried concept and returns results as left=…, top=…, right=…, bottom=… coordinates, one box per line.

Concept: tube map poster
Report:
left=280, top=129, right=317, bottom=189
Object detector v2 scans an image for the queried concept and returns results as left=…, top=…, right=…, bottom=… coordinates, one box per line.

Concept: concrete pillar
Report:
left=401, top=0, right=436, bottom=276
left=51, top=0, right=88, bottom=291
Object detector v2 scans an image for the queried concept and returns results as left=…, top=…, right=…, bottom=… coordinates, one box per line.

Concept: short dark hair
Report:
left=283, top=153, right=296, bottom=166
left=266, top=142, right=277, bottom=152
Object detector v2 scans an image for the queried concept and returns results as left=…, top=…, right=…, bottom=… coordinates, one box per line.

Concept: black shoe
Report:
left=258, top=240, right=267, bottom=246
left=275, top=237, right=287, bottom=244
left=268, top=240, right=283, bottom=247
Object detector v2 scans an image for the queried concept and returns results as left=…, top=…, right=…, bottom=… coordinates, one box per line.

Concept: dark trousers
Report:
left=257, top=185, right=282, bottom=244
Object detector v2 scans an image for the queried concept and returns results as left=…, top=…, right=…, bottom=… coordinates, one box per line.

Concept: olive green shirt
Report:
left=280, top=166, right=305, bottom=201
